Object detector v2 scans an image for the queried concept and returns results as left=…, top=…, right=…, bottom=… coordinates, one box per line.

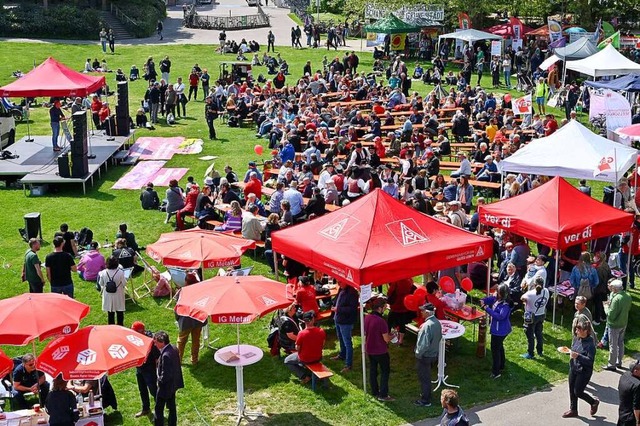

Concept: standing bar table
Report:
left=432, top=320, right=465, bottom=391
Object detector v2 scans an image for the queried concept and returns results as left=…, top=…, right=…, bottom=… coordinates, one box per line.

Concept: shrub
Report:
left=112, top=0, right=166, bottom=38
left=0, top=3, right=101, bottom=39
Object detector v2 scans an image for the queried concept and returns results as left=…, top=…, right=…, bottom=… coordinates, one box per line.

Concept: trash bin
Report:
left=24, top=212, right=42, bottom=240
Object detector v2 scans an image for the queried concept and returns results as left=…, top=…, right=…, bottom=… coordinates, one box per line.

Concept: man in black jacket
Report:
left=153, top=331, right=184, bottom=426
left=330, top=282, right=359, bottom=373
left=132, top=321, right=160, bottom=418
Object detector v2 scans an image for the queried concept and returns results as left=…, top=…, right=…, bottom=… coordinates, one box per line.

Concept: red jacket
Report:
left=243, top=177, right=262, bottom=200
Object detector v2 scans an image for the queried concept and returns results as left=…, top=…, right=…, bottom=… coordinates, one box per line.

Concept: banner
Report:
left=569, top=32, right=595, bottom=43
left=364, top=4, right=444, bottom=25
left=366, top=32, right=386, bottom=47
left=593, top=149, right=617, bottom=178
left=509, top=16, right=523, bottom=39
left=513, top=94, right=532, bottom=115
left=512, top=39, right=523, bottom=51
left=592, top=19, right=602, bottom=43
left=598, top=31, right=620, bottom=49
left=589, top=88, right=632, bottom=138
left=548, top=19, right=563, bottom=42
left=458, top=12, right=471, bottom=29
left=390, top=33, right=406, bottom=51
left=491, top=40, right=502, bottom=56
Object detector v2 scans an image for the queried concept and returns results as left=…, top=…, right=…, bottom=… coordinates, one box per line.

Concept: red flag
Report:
left=458, top=13, right=472, bottom=29
left=509, top=16, right=523, bottom=39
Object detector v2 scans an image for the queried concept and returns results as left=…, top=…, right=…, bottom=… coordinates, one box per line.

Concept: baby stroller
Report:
left=516, top=72, right=533, bottom=92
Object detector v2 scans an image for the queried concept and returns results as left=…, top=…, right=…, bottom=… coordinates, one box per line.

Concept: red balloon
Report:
left=460, top=277, right=474, bottom=293
left=404, top=295, right=419, bottom=311
left=254, top=144, right=264, bottom=156
left=439, top=276, right=455, bottom=294
left=414, top=286, right=427, bottom=299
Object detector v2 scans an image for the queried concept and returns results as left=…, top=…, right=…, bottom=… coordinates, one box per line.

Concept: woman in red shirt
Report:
left=386, top=278, right=415, bottom=345
left=374, top=136, right=386, bottom=158
left=295, top=276, right=319, bottom=315
left=426, top=281, right=447, bottom=320
left=90, top=95, right=102, bottom=129
left=188, top=69, right=199, bottom=101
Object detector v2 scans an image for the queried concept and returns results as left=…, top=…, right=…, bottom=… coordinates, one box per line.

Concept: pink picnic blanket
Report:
left=112, top=162, right=189, bottom=190
left=127, top=137, right=185, bottom=160
left=151, top=168, right=189, bottom=187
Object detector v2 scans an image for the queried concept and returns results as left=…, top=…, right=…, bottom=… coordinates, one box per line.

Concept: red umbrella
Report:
left=0, top=293, right=90, bottom=345
left=617, top=123, right=640, bottom=140
left=146, top=229, right=256, bottom=269
left=37, top=325, right=153, bottom=380
left=175, top=275, right=291, bottom=323
left=0, top=349, right=13, bottom=378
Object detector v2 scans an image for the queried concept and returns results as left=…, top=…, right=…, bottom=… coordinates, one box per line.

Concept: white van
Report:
left=0, top=102, right=16, bottom=149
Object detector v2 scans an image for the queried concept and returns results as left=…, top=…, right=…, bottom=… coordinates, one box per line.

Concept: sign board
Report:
left=569, top=32, right=595, bottom=43
left=360, top=284, right=372, bottom=304
left=366, top=32, right=386, bottom=47
left=491, top=40, right=502, bottom=56
left=365, top=4, right=444, bottom=25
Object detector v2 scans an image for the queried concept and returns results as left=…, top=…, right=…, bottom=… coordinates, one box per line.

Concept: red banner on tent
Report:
left=458, top=13, right=472, bottom=29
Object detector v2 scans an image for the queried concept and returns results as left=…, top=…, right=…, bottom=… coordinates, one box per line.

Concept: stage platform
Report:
left=0, top=132, right=134, bottom=194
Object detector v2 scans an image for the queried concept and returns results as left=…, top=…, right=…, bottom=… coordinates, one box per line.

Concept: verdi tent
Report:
left=499, top=120, right=638, bottom=182
left=479, top=176, right=634, bottom=323
left=0, top=57, right=105, bottom=98
left=438, top=28, right=501, bottom=43
left=271, top=188, right=493, bottom=288
left=566, top=44, right=640, bottom=77
left=364, top=14, right=422, bottom=34
left=585, top=73, right=640, bottom=92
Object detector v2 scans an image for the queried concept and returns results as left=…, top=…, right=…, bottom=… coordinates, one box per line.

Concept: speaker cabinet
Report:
left=71, top=111, right=88, bottom=156
left=117, top=81, right=129, bottom=118
left=104, top=116, right=117, bottom=136
left=71, top=154, right=89, bottom=178
left=24, top=212, right=42, bottom=240
left=57, top=153, right=70, bottom=178
left=116, top=116, right=130, bottom=136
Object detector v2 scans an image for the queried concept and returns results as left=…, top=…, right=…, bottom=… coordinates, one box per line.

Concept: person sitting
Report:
left=129, top=65, right=140, bottom=81
left=115, top=223, right=141, bottom=252
left=425, top=281, right=447, bottom=320
left=83, top=58, right=94, bottom=73
left=246, top=193, right=266, bottom=217
left=135, top=108, right=150, bottom=128
left=295, top=276, right=319, bottom=315
left=112, top=238, right=143, bottom=274
left=243, top=172, right=262, bottom=200
left=284, top=310, right=326, bottom=385
left=215, top=200, right=243, bottom=232
left=175, top=184, right=199, bottom=231
left=140, top=182, right=160, bottom=210
left=278, top=303, right=301, bottom=355
left=165, top=179, right=185, bottom=224
left=45, top=376, right=77, bottom=426
left=68, top=378, right=99, bottom=397
left=241, top=204, right=264, bottom=241
left=11, top=354, right=50, bottom=409
left=77, top=241, right=105, bottom=281
left=413, top=64, right=424, bottom=80
left=54, top=223, right=78, bottom=257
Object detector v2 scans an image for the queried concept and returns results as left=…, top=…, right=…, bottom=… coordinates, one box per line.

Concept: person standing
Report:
left=284, top=311, right=326, bottom=384
left=49, top=100, right=65, bottom=151
left=439, top=389, right=470, bottom=426
left=107, top=29, right=115, bottom=54
left=364, top=297, right=394, bottom=401
left=132, top=322, right=160, bottom=419
left=45, top=236, right=76, bottom=298
left=563, top=314, right=599, bottom=418
left=204, top=96, right=218, bottom=140
left=482, top=284, right=512, bottom=379
left=175, top=310, right=206, bottom=365
left=153, top=331, right=184, bottom=426
left=502, top=55, right=511, bottom=89
left=617, top=360, right=640, bottom=426
left=160, top=56, right=171, bottom=84
left=201, top=68, right=210, bottom=99
left=187, top=68, right=199, bottom=101
left=603, top=279, right=632, bottom=371
left=174, top=77, right=186, bottom=118
left=330, top=281, right=359, bottom=373
left=149, top=82, right=161, bottom=124
left=574, top=296, right=593, bottom=323
left=520, top=277, right=549, bottom=359
left=24, top=238, right=46, bottom=293
left=99, top=28, right=107, bottom=53
left=414, top=302, right=441, bottom=407
left=97, top=256, right=127, bottom=326
left=157, top=20, right=163, bottom=41
left=267, top=30, right=275, bottom=53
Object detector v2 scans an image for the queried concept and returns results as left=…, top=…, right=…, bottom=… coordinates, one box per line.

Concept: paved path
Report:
left=0, top=1, right=367, bottom=51
left=412, top=362, right=636, bottom=426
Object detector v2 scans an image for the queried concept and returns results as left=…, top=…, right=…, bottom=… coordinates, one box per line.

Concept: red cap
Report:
left=131, top=321, right=145, bottom=333
left=271, top=149, right=279, bottom=156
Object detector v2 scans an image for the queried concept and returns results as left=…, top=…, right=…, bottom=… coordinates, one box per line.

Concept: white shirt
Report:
left=522, top=288, right=549, bottom=316
left=318, top=170, right=333, bottom=190
left=174, top=82, right=185, bottom=96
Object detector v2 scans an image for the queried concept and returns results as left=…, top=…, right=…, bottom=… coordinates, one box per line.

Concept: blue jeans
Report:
left=51, top=121, right=60, bottom=148
left=101, top=40, right=107, bottom=53
left=51, top=284, right=74, bottom=298
left=504, top=70, right=511, bottom=87
left=335, top=322, right=354, bottom=368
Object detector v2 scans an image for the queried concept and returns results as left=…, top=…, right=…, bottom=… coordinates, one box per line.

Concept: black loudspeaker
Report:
left=71, top=111, right=88, bottom=156
left=104, top=116, right=117, bottom=136
left=117, top=82, right=129, bottom=117
left=71, top=154, right=89, bottom=178
left=57, top=153, right=70, bottom=178
left=24, top=212, right=42, bottom=240
left=116, top=116, right=130, bottom=136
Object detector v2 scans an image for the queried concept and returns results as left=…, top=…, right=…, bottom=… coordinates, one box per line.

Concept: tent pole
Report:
left=486, top=256, right=491, bottom=296
left=359, top=299, right=367, bottom=395
left=273, top=251, right=279, bottom=280
left=500, top=172, right=504, bottom=199
left=552, top=249, right=560, bottom=327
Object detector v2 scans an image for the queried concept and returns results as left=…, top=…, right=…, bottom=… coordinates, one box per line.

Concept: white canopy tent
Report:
left=566, top=44, right=640, bottom=77
left=539, top=54, right=560, bottom=71
left=438, top=28, right=502, bottom=43
left=500, top=120, right=638, bottom=182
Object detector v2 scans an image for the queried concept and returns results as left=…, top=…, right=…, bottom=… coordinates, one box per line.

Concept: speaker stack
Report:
left=115, top=81, right=130, bottom=136
left=57, top=153, right=70, bottom=178
left=71, top=111, right=89, bottom=178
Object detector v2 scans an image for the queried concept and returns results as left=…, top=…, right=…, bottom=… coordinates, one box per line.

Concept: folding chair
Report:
left=228, top=266, right=254, bottom=277
left=165, top=268, right=188, bottom=309
left=121, top=267, right=136, bottom=303
left=134, top=252, right=155, bottom=300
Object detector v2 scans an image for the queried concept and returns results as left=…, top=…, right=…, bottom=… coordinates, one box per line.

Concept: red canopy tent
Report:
left=485, top=23, right=533, bottom=38
left=272, top=188, right=493, bottom=393
left=272, top=188, right=493, bottom=287
left=478, top=177, right=634, bottom=324
left=0, top=57, right=105, bottom=98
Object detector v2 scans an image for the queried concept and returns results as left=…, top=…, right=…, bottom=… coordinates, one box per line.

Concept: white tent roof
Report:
left=566, top=44, right=640, bottom=77
left=438, top=29, right=502, bottom=43
left=539, top=54, right=560, bottom=71
left=500, top=120, right=638, bottom=182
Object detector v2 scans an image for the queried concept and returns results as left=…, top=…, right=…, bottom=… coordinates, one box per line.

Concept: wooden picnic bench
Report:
left=304, top=362, right=334, bottom=391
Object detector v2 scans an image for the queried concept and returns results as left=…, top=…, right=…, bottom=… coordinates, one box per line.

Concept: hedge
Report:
left=0, top=4, right=101, bottom=39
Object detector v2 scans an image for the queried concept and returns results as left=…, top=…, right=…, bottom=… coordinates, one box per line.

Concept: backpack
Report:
left=167, top=113, right=175, bottom=125
left=602, top=185, right=615, bottom=206
left=77, top=227, right=93, bottom=248
left=104, top=271, right=118, bottom=293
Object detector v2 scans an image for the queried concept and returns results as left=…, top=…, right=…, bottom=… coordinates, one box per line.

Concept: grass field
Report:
left=0, top=41, right=638, bottom=426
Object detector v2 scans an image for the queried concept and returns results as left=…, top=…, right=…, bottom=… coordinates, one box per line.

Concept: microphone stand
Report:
left=24, top=102, right=34, bottom=142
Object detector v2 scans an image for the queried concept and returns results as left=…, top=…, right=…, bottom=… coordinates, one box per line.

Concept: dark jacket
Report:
left=45, top=389, right=77, bottom=426
left=157, top=344, right=184, bottom=398
left=334, top=285, right=359, bottom=325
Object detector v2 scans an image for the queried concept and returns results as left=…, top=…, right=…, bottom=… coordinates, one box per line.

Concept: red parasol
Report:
left=37, top=325, right=153, bottom=380
left=175, top=275, right=291, bottom=323
left=0, top=293, right=90, bottom=346
left=146, top=229, right=256, bottom=269
left=0, top=349, right=13, bottom=378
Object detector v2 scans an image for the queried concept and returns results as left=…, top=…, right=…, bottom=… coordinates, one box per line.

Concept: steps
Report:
left=99, top=11, right=134, bottom=40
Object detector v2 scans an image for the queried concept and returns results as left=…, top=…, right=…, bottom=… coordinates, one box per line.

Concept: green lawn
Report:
left=0, top=41, right=637, bottom=426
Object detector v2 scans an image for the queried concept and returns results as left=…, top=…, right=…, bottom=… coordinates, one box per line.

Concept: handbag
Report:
left=577, top=277, right=593, bottom=300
